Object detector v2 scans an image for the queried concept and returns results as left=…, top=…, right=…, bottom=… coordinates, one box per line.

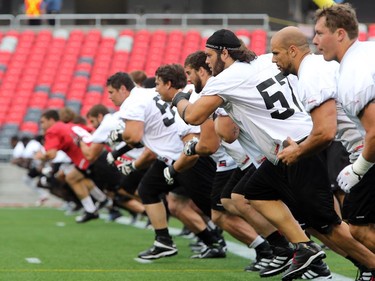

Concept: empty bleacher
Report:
left=0, top=27, right=268, bottom=149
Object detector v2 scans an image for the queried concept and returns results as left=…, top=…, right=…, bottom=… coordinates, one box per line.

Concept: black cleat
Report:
left=301, top=259, right=332, bottom=279
left=259, top=245, right=294, bottom=277
left=138, top=240, right=178, bottom=260
left=191, top=245, right=226, bottom=259
left=245, top=241, right=274, bottom=272
left=282, top=241, right=326, bottom=281
left=75, top=211, right=99, bottom=223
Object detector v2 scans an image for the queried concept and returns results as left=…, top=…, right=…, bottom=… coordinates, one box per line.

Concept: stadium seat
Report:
left=19, top=121, right=39, bottom=135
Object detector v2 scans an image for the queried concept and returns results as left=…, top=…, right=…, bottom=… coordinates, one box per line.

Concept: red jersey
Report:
left=44, top=122, right=90, bottom=170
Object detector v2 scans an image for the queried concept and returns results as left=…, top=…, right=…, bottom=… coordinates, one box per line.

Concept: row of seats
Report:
left=0, top=24, right=374, bottom=148
left=0, top=27, right=268, bottom=145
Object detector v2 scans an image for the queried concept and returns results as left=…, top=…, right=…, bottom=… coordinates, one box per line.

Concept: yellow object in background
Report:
left=313, top=0, right=335, bottom=8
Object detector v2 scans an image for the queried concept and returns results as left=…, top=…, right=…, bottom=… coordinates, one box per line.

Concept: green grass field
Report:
left=0, top=208, right=357, bottom=281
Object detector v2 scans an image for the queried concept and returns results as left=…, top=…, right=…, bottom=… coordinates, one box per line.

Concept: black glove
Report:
left=163, top=165, right=178, bottom=185
left=172, top=91, right=191, bottom=107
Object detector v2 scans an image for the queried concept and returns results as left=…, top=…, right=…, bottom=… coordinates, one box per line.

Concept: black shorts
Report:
left=342, top=165, right=375, bottom=225
left=86, top=152, right=123, bottom=191
left=138, top=156, right=215, bottom=218
left=178, top=156, right=216, bottom=217
left=211, top=169, right=235, bottom=211
left=322, top=141, right=350, bottom=192
left=224, top=165, right=256, bottom=197
left=244, top=154, right=341, bottom=234
left=119, top=169, right=147, bottom=195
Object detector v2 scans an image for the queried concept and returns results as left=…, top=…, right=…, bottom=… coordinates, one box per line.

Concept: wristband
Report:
left=352, top=154, right=374, bottom=176
left=171, top=91, right=191, bottom=107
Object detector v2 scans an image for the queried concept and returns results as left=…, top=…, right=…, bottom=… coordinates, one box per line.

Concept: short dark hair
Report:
left=155, top=64, right=187, bottom=89
left=107, top=72, right=135, bottom=92
left=315, top=3, right=358, bottom=40
left=41, top=109, right=59, bottom=121
left=87, top=104, right=109, bottom=118
left=142, top=77, right=157, bottom=88
left=184, top=51, right=211, bottom=75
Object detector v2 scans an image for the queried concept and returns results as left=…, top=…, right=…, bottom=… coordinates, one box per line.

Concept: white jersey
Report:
left=215, top=107, right=264, bottom=169
left=185, top=86, right=237, bottom=172
left=52, top=150, right=71, bottom=164
left=120, top=87, right=183, bottom=162
left=91, top=112, right=120, bottom=143
left=202, top=54, right=312, bottom=164
left=338, top=40, right=375, bottom=137
left=12, top=141, right=24, bottom=158
left=297, top=54, right=364, bottom=161
left=22, top=139, right=42, bottom=159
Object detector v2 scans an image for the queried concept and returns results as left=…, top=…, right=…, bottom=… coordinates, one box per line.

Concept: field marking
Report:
left=25, top=258, right=41, bottom=264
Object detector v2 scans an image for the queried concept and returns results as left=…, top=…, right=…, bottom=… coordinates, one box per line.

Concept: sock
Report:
left=266, top=231, right=290, bottom=248
left=206, top=220, right=216, bottom=231
left=81, top=196, right=96, bottom=213
left=249, top=235, right=265, bottom=249
left=196, top=228, right=217, bottom=246
left=155, top=228, right=173, bottom=244
left=89, top=186, right=106, bottom=202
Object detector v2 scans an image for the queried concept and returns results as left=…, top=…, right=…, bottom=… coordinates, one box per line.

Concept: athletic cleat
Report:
left=177, top=226, right=195, bottom=239
left=259, top=245, right=294, bottom=277
left=96, top=198, right=113, bottom=210
left=189, top=238, right=206, bottom=253
left=138, top=240, right=178, bottom=260
left=191, top=245, right=226, bottom=259
left=108, top=208, right=122, bottom=221
left=282, top=241, right=326, bottom=281
left=356, top=268, right=373, bottom=281
left=301, top=259, right=332, bottom=279
left=245, top=241, right=274, bottom=272
left=75, top=211, right=99, bottom=223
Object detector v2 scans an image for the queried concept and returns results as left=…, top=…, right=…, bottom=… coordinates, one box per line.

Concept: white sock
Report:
left=81, top=196, right=96, bottom=213
left=249, top=235, right=265, bottom=249
left=89, top=186, right=106, bottom=202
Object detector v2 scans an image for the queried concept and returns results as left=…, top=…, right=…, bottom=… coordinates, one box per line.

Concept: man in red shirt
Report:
left=35, top=110, right=105, bottom=223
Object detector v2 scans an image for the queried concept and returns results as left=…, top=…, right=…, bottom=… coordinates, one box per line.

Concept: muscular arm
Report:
left=175, top=95, right=224, bottom=125
left=214, top=115, right=240, bottom=143
left=133, top=147, right=157, bottom=170
left=80, top=142, right=104, bottom=163
left=359, top=102, right=375, bottom=162
left=122, top=120, right=144, bottom=145
left=35, top=149, right=58, bottom=162
left=173, top=133, right=200, bottom=172
left=194, top=118, right=220, bottom=156
left=278, top=99, right=337, bottom=165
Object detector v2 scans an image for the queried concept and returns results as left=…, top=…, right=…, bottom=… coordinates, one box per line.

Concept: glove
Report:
left=171, top=91, right=191, bottom=107
left=183, top=137, right=199, bottom=156
left=337, top=164, right=361, bottom=193
left=108, top=129, right=123, bottom=146
left=163, top=165, right=178, bottom=185
left=106, top=152, right=116, bottom=165
left=118, top=160, right=136, bottom=176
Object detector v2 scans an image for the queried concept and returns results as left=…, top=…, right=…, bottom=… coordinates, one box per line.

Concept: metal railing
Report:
left=0, top=13, right=270, bottom=30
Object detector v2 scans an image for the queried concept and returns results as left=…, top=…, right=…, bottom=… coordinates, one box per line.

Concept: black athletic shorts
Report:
left=119, top=169, right=147, bottom=195
left=138, top=156, right=215, bottom=218
left=86, top=152, right=123, bottom=191
left=321, top=141, right=350, bottom=192
left=342, top=164, right=375, bottom=225
left=211, top=169, right=235, bottom=211
left=244, top=154, right=341, bottom=234
left=223, top=165, right=256, bottom=197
